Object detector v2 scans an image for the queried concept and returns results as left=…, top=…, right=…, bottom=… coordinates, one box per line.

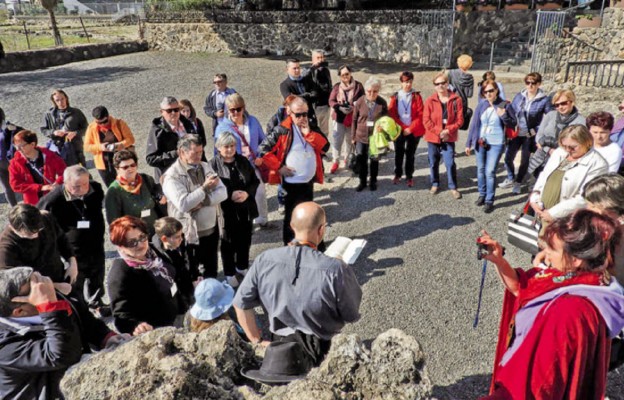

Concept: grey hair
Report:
left=0, top=267, right=33, bottom=317
left=63, top=165, right=89, bottom=183
left=312, top=49, right=324, bottom=56
left=177, top=134, right=202, bottom=151
left=160, top=96, right=178, bottom=109
left=215, top=132, right=238, bottom=149
left=364, top=77, right=381, bottom=90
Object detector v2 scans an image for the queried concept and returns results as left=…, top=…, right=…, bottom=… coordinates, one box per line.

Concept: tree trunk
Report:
left=46, top=8, right=63, bottom=46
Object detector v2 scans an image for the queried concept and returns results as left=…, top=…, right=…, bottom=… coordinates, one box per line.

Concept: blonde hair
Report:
left=189, top=313, right=229, bottom=333
left=457, top=54, right=473, bottom=71
left=432, top=71, right=448, bottom=84
left=552, top=89, right=576, bottom=104
left=225, top=93, right=245, bottom=109
left=559, top=124, right=593, bottom=152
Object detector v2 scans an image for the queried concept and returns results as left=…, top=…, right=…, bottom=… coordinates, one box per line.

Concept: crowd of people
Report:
left=0, top=50, right=624, bottom=398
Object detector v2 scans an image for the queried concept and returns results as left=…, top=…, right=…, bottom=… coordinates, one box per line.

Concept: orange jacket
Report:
left=84, top=117, right=135, bottom=170
left=259, top=116, right=329, bottom=185
left=423, top=91, right=464, bottom=144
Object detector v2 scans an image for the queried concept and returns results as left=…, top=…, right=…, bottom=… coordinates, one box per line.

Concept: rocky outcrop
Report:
left=60, top=323, right=433, bottom=400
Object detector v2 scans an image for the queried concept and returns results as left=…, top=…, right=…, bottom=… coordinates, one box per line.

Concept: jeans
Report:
left=0, top=159, right=18, bottom=206
left=394, top=134, right=420, bottom=179
left=356, top=142, right=379, bottom=185
left=476, top=143, right=505, bottom=204
left=427, top=142, right=457, bottom=189
left=504, top=136, right=535, bottom=184
left=282, top=180, right=314, bottom=245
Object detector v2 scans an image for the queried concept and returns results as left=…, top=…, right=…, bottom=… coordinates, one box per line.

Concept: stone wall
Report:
left=146, top=10, right=536, bottom=66
left=0, top=41, right=148, bottom=74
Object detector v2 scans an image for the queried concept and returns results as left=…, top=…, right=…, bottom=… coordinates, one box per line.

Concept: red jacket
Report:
left=423, top=91, right=463, bottom=144
left=259, top=116, right=329, bottom=185
left=388, top=91, right=425, bottom=137
left=9, top=147, right=66, bottom=205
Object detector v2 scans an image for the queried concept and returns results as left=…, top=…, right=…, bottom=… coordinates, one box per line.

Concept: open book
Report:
left=324, top=236, right=367, bottom=265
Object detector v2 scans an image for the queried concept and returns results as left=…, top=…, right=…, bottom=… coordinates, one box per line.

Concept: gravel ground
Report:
left=1, top=52, right=622, bottom=399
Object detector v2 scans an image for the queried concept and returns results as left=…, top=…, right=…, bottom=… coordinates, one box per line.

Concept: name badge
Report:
left=304, top=152, right=313, bottom=159
left=170, top=282, right=178, bottom=297
left=77, top=220, right=90, bottom=229
left=366, top=121, right=374, bottom=127
left=141, top=209, right=151, bottom=218
left=442, top=119, right=448, bottom=125
left=485, top=127, right=492, bottom=134
left=402, top=113, right=410, bottom=119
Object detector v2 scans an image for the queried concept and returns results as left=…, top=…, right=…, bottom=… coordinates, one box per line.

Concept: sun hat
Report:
left=241, top=341, right=312, bottom=385
left=190, top=278, right=235, bottom=321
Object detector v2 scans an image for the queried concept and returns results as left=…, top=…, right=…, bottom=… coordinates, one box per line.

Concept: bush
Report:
left=146, top=0, right=228, bottom=11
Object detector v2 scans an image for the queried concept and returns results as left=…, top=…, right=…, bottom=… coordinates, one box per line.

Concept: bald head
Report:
left=290, top=202, right=326, bottom=236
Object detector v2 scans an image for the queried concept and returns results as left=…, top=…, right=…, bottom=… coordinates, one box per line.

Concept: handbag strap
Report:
left=231, top=125, right=256, bottom=160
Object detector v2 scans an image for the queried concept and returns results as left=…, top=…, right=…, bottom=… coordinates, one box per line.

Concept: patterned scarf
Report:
left=337, top=79, right=356, bottom=104
left=118, top=247, right=174, bottom=286
left=116, top=173, right=142, bottom=195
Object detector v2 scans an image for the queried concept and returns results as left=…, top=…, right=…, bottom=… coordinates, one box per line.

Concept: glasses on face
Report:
left=525, top=81, right=538, bottom=86
left=162, top=108, right=180, bottom=114
left=229, top=107, right=244, bottom=113
left=124, top=233, right=148, bottom=249
left=293, top=112, right=308, bottom=118
left=13, top=226, right=43, bottom=239
left=561, top=143, right=579, bottom=152
left=213, top=80, right=224, bottom=84
left=554, top=100, right=571, bottom=108
left=434, top=81, right=447, bottom=86
left=483, top=89, right=497, bottom=94
left=118, top=162, right=137, bottom=170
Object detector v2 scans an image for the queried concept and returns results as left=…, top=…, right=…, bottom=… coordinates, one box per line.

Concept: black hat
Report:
left=241, top=341, right=312, bottom=385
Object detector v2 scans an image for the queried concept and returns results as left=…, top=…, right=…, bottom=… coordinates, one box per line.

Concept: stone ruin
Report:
left=60, top=322, right=434, bottom=400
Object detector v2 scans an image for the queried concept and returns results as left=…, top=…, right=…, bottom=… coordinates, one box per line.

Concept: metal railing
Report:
left=564, top=60, right=624, bottom=87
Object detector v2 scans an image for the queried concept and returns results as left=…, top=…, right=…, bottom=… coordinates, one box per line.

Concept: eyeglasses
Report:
left=554, top=100, right=571, bottom=108
left=293, top=112, right=308, bottom=118
left=162, top=108, right=180, bottom=114
left=229, top=107, right=243, bottom=113
left=561, top=143, right=579, bottom=152
left=525, top=81, right=538, bottom=86
left=13, top=227, right=43, bottom=239
left=483, top=89, right=497, bottom=94
left=118, top=163, right=137, bottom=170
left=213, top=80, right=224, bottom=84
left=434, top=81, right=447, bottom=86
left=124, top=233, right=148, bottom=248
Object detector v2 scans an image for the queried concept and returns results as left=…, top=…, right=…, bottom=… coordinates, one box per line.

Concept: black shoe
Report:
left=484, top=203, right=494, bottom=213
left=475, top=196, right=485, bottom=206
left=356, top=183, right=366, bottom=192
left=369, top=182, right=377, bottom=191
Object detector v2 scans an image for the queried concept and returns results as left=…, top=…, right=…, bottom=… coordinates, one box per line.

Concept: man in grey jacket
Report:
left=162, top=135, right=227, bottom=279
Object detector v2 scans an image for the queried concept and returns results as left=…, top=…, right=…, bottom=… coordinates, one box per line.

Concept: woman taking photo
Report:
left=215, top=93, right=268, bottom=227
left=530, top=125, right=607, bottom=225
left=328, top=65, right=364, bottom=174
left=388, top=71, right=425, bottom=187
left=529, top=89, right=585, bottom=178
left=104, top=150, right=166, bottom=235
left=108, top=216, right=183, bottom=336
left=423, top=71, right=463, bottom=199
left=466, top=79, right=516, bottom=213
left=351, top=77, right=388, bottom=192
left=211, top=132, right=259, bottom=288
left=479, top=209, right=624, bottom=399
left=501, top=72, right=552, bottom=194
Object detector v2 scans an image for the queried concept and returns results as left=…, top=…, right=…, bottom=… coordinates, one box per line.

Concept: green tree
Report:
left=38, top=0, right=63, bottom=45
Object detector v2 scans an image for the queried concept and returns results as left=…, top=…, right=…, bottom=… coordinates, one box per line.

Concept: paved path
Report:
left=2, top=52, right=622, bottom=399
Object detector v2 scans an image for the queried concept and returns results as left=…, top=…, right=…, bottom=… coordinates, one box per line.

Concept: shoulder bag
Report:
left=507, top=201, right=541, bottom=255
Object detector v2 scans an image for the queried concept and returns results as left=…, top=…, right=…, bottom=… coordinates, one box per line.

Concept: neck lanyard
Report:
left=292, top=124, right=308, bottom=151
left=70, top=198, right=87, bottom=220
left=399, top=92, right=412, bottom=116
left=289, top=240, right=318, bottom=285
left=367, top=103, right=376, bottom=120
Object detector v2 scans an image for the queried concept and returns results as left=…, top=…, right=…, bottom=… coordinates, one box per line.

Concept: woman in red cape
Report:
left=480, top=209, right=624, bottom=400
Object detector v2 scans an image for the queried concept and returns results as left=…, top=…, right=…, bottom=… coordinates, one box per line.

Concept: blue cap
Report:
left=190, top=278, right=235, bottom=321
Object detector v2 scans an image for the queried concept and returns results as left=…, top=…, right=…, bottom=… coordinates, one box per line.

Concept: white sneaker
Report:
left=226, top=275, right=241, bottom=288
left=512, top=183, right=522, bottom=194
left=278, top=204, right=285, bottom=215
left=498, top=178, right=514, bottom=189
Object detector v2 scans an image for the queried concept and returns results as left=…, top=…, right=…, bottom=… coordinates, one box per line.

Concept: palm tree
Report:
left=38, top=0, right=63, bottom=46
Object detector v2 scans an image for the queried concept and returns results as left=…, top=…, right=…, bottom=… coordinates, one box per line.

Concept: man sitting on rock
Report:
left=233, top=201, right=362, bottom=365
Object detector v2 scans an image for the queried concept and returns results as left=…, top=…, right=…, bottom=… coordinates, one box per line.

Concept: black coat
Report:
left=151, top=234, right=195, bottom=313
left=37, top=181, right=106, bottom=261
left=107, top=248, right=180, bottom=334
left=280, top=75, right=320, bottom=124
left=308, top=63, right=332, bottom=107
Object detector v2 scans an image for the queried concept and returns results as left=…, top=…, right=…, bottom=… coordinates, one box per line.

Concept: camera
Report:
left=477, top=242, right=489, bottom=261
left=478, top=137, right=490, bottom=151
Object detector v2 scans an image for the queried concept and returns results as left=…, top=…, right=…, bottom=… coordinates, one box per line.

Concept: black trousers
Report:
left=220, top=220, right=253, bottom=277
left=0, top=159, right=18, bottom=206
left=394, top=134, right=420, bottom=180
left=282, top=180, right=314, bottom=245
left=75, top=253, right=105, bottom=307
left=356, top=142, right=378, bottom=185
left=97, top=168, right=117, bottom=188
left=188, top=229, right=220, bottom=278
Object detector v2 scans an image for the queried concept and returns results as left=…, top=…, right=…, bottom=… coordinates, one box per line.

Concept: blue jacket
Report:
left=466, top=97, right=517, bottom=149
left=214, top=115, right=266, bottom=160
left=510, top=89, right=553, bottom=136
left=0, top=122, right=23, bottom=162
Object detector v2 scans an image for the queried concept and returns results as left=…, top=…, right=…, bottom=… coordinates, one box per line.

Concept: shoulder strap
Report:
left=231, top=125, right=256, bottom=159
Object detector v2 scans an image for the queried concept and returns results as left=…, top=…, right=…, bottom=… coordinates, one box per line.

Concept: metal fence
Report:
left=564, top=60, right=624, bottom=88
left=418, top=10, right=456, bottom=68
left=529, top=10, right=570, bottom=80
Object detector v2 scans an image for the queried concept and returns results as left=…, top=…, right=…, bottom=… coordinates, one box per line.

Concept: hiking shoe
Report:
left=484, top=203, right=494, bottom=213
left=356, top=183, right=366, bottom=192
left=498, top=178, right=514, bottom=189
left=406, top=179, right=414, bottom=187
left=512, top=183, right=522, bottom=194
left=430, top=186, right=439, bottom=195
left=451, top=189, right=462, bottom=199
left=370, top=182, right=377, bottom=191
left=330, top=162, right=339, bottom=174
left=392, top=177, right=401, bottom=185
left=475, top=196, right=485, bottom=206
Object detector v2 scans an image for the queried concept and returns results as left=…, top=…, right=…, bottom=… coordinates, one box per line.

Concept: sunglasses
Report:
left=118, top=163, right=137, bottom=170
left=525, top=81, right=538, bottom=86
left=434, top=81, right=447, bottom=86
left=124, top=233, right=148, bottom=249
left=162, top=108, right=180, bottom=114
left=483, top=89, right=497, bottom=94
left=293, top=112, right=308, bottom=118
left=213, top=80, right=224, bottom=84
left=554, top=100, right=571, bottom=108
left=229, top=107, right=243, bottom=113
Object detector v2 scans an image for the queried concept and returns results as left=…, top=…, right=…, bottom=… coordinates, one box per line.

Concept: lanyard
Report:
left=367, top=103, right=376, bottom=121
left=289, top=240, right=317, bottom=285
left=27, top=159, right=53, bottom=184
left=70, top=199, right=87, bottom=220
left=292, top=124, right=308, bottom=151
left=399, top=93, right=412, bottom=116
